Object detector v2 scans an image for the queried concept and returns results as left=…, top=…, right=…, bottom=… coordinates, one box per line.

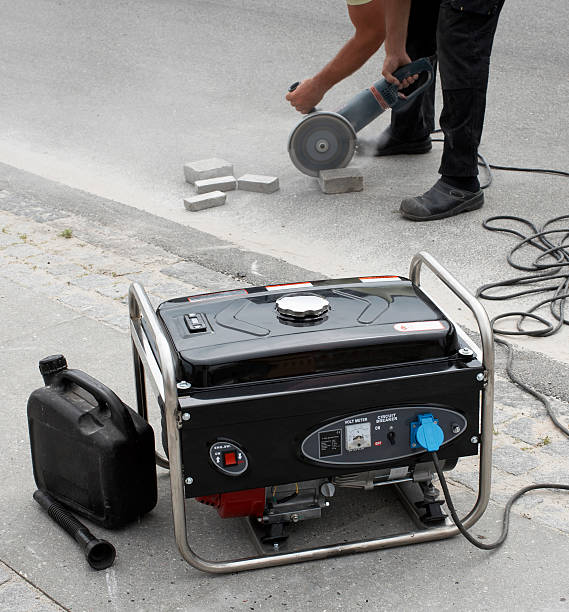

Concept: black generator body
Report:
left=128, top=253, right=494, bottom=572
left=152, top=275, right=484, bottom=527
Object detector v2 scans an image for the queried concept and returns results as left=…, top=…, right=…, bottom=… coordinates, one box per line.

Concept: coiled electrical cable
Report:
left=427, top=137, right=569, bottom=548
left=476, top=214, right=569, bottom=437
left=432, top=131, right=569, bottom=436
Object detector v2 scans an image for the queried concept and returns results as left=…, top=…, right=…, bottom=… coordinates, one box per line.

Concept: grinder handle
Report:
left=391, top=57, right=434, bottom=110
left=287, top=81, right=317, bottom=114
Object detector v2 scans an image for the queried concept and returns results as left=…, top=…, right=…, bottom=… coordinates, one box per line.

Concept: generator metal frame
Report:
left=128, top=251, right=494, bottom=574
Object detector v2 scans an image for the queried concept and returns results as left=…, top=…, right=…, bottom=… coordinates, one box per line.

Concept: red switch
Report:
left=224, top=451, right=237, bottom=466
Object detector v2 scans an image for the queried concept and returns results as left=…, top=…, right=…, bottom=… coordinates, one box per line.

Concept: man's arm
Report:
left=286, top=0, right=385, bottom=114
left=382, top=0, right=413, bottom=86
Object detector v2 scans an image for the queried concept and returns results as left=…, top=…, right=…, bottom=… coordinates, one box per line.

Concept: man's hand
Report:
left=383, top=0, right=415, bottom=94
left=382, top=52, right=418, bottom=90
left=285, top=78, right=326, bottom=114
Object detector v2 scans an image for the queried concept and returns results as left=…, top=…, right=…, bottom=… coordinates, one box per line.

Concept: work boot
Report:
left=374, top=126, right=432, bottom=157
left=399, top=179, right=484, bottom=221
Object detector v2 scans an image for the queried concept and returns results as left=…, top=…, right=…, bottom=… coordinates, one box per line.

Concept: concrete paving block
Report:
left=493, top=402, right=517, bottom=425
left=183, top=191, right=226, bottom=212
left=318, top=167, right=363, bottom=194
left=503, top=417, right=540, bottom=445
left=0, top=232, right=17, bottom=246
left=237, top=174, right=279, bottom=193
left=183, top=158, right=233, bottom=184
left=543, top=441, right=569, bottom=458
left=194, top=175, right=236, bottom=194
left=492, top=445, right=539, bottom=475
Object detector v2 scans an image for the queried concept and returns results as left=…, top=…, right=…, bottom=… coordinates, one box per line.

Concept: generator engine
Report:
left=154, top=275, right=484, bottom=547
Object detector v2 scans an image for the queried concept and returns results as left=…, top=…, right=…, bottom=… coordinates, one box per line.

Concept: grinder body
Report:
left=288, top=58, right=433, bottom=176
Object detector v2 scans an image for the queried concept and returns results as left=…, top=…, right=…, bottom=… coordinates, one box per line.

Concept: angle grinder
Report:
left=288, top=58, right=433, bottom=176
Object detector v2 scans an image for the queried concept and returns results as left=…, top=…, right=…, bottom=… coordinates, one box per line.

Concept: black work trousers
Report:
left=391, top=0, right=505, bottom=177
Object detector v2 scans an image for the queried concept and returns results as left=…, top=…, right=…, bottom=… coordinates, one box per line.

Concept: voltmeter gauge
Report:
left=345, top=422, right=372, bottom=451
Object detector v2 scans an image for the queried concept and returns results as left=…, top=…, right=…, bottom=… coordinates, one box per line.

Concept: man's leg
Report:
left=438, top=0, right=505, bottom=185
left=399, top=0, right=505, bottom=220
left=375, top=0, right=440, bottom=156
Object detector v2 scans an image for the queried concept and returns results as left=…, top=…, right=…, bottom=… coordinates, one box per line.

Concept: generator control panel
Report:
left=301, top=406, right=465, bottom=466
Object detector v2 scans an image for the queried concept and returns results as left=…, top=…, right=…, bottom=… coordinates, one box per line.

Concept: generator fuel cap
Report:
left=276, top=294, right=330, bottom=320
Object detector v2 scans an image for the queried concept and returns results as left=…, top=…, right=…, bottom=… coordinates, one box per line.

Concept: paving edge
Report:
left=0, top=162, right=321, bottom=287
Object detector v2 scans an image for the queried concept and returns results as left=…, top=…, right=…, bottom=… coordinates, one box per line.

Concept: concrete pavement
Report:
left=0, top=561, right=65, bottom=612
left=1, top=0, right=569, bottom=608
left=1, top=169, right=569, bottom=611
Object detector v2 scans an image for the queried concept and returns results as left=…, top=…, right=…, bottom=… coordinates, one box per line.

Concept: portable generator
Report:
left=128, top=252, right=494, bottom=573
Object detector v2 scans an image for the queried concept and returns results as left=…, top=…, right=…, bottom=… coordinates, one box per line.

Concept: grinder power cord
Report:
left=478, top=214, right=569, bottom=439
left=415, top=152, right=569, bottom=550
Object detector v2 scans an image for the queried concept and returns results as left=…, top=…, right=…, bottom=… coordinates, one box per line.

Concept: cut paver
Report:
left=183, top=158, right=233, bottom=184
left=194, top=175, right=237, bottom=194
left=318, top=167, right=363, bottom=194
left=183, top=191, right=226, bottom=212
left=237, top=174, right=279, bottom=194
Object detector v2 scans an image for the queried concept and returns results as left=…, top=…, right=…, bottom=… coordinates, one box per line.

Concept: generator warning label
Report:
left=265, top=282, right=313, bottom=291
left=319, top=430, right=342, bottom=458
left=188, top=289, right=248, bottom=303
left=394, top=320, right=445, bottom=332
left=359, top=276, right=400, bottom=282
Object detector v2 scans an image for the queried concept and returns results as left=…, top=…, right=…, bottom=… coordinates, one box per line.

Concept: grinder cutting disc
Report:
left=288, top=112, right=357, bottom=177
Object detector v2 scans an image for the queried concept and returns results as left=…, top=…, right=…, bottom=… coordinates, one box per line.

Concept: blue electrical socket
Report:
left=410, top=413, right=444, bottom=452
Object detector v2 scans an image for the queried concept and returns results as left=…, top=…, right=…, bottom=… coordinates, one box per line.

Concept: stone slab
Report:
left=183, top=158, right=233, bottom=184
left=183, top=191, right=226, bottom=212
left=237, top=174, right=279, bottom=193
left=503, top=417, right=541, bottom=445
left=318, top=167, right=363, bottom=194
left=492, top=445, right=540, bottom=475
left=194, top=175, right=236, bottom=194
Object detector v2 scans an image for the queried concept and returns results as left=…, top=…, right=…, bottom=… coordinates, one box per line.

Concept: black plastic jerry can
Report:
left=27, top=355, right=157, bottom=529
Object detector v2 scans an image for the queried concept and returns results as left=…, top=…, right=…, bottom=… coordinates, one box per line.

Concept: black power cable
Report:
left=431, top=452, right=569, bottom=550
left=425, top=138, right=569, bottom=548
left=432, top=134, right=569, bottom=436
left=476, top=214, right=569, bottom=437
left=431, top=129, right=569, bottom=189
